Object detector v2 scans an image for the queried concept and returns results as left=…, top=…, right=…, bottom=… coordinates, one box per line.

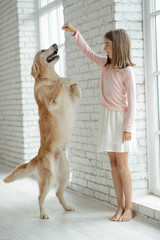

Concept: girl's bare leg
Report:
left=115, top=152, right=135, bottom=221
left=108, top=152, right=124, bottom=221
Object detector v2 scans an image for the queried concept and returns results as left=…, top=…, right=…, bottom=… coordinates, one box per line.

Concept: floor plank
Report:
left=0, top=165, right=160, bottom=240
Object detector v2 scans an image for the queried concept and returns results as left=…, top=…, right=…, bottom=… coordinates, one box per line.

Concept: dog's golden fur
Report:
left=4, top=44, right=81, bottom=219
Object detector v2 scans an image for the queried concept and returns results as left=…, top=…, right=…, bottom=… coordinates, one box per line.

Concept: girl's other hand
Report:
left=62, top=23, right=78, bottom=34
left=122, top=131, right=131, bottom=143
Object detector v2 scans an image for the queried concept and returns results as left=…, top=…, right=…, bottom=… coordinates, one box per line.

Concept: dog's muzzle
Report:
left=46, top=44, right=60, bottom=63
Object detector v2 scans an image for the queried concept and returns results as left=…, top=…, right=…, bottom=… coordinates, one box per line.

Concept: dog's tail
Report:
left=3, top=156, right=37, bottom=183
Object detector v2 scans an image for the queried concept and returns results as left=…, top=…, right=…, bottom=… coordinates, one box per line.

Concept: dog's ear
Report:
left=31, top=64, right=39, bottom=79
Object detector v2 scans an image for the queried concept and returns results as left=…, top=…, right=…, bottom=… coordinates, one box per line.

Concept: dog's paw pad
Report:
left=65, top=206, right=75, bottom=211
left=40, top=213, right=49, bottom=219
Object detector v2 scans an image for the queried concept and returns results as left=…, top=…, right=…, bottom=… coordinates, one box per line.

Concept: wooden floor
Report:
left=0, top=164, right=160, bottom=240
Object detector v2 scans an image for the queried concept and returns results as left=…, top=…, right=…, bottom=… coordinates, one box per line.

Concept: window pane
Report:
left=48, top=0, right=55, bottom=3
left=39, top=0, right=56, bottom=8
left=156, top=15, right=160, bottom=71
left=155, top=0, right=160, bottom=11
left=55, top=46, right=65, bottom=77
left=158, top=136, right=160, bottom=188
left=39, top=14, right=50, bottom=49
left=57, top=5, right=65, bottom=45
left=49, top=9, right=58, bottom=45
left=40, top=0, right=48, bottom=8
left=157, top=76, right=160, bottom=129
left=39, top=2, right=66, bottom=77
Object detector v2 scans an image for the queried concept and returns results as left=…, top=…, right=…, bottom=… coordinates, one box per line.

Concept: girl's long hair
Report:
left=104, top=29, right=135, bottom=68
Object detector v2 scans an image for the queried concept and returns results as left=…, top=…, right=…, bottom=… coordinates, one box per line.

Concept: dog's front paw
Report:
left=40, top=213, right=49, bottom=219
left=71, top=84, right=82, bottom=98
left=64, top=205, right=75, bottom=211
left=65, top=78, right=77, bottom=85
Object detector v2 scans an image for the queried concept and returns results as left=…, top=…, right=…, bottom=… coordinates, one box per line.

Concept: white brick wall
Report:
left=63, top=0, right=148, bottom=207
left=114, top=0, right=148, bottom=198
left=0, top=0, right=24, bottom=167
left=0, top=0, right=38, bottom=167
left=17, top=0, right=39, bottom=162
left=0, top=0, right=149, bottom=212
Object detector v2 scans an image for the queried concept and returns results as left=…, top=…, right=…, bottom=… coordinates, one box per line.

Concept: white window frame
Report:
left=36, top=0, right=66, bottom=77
left=143, top=0, right=160, bottom=196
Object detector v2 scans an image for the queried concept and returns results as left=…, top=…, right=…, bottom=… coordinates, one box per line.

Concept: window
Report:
left=36, top=0, right=71, bottom=160
left=37, top=0, right=65, bottom=77
left=144, top=0, right=160, bottom=196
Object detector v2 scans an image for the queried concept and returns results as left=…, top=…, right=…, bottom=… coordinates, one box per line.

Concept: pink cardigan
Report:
left=73, top=31, right=136, bottom=133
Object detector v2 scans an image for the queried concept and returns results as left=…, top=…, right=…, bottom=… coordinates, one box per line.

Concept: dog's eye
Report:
left=41, top=50, right=45, bottom=53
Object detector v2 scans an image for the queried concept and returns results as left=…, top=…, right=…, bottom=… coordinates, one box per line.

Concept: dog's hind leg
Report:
left=37, top=161, right=53, bottom=219
left=56, top=185, right=74, bottom=211
left=55, top=151, right=74, bottom=211
left=4, top=156, right=37, bottom=183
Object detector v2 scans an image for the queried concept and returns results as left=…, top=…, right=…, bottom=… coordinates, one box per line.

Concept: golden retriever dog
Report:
left=4, top=43, right=81, bottom=219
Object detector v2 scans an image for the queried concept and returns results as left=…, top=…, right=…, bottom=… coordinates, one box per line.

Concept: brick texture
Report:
left=0, top=0, right=148, bottom=209
left=0, top=0, right=38, bottom=167
left=63, top=0, right=148, bottom=207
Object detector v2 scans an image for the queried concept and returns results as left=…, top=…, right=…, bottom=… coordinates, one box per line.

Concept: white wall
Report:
left=0, top=0, right=24, bottom=167
left=0, top=0, right=148, bottom=208
left=0, top=0, right=38, bottom=168
left=17, top=0, right=40, bottom=163
left=63, top=0, right=148, bottom=206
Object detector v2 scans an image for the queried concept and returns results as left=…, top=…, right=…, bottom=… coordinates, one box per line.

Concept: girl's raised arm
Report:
left=62, top=23, right=106, bottom=69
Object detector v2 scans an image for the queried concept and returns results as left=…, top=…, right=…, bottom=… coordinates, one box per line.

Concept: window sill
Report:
left=132, top=194, right=160, bottom=223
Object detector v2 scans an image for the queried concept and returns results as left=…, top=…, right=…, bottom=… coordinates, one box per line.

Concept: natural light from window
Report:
left=152, top=0, right=160, bottom=195
left=144, top=0, right=160, bottom=197
left=38, top=0, right=65, bottom=77
left=155, top=15, right=160, bottom=72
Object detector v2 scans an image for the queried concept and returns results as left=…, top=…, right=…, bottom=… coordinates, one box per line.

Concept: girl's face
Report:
left=104, top=37, right=112, bottom=59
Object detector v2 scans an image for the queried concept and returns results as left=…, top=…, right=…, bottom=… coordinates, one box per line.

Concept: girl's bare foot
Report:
left=118, top=208, right=135, bottom=222
left=109, top=208, right=124, bottom=221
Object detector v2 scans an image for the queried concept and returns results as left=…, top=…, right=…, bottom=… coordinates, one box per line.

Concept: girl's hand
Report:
left=62, top=23, right=78, bottom=34
left=122, top=131, right=131, bottom=143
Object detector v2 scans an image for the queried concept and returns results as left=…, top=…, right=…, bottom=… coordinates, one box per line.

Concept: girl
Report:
left=62, top=23, right=136, bottom=222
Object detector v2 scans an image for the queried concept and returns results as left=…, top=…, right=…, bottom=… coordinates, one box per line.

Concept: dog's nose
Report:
left=52, top=44, right=58, bottom=52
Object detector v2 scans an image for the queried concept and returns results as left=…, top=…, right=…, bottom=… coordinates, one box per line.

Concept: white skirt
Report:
left=97, top=107, right=137, bottom=153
